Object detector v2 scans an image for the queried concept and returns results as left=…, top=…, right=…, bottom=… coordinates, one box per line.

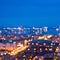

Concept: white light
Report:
left=13, top=42, right=16, bottom=44
left=18, top=27, right=21, bottom=30
left=7, top=27, right=11, bottom=29
left=49, top=48, right=52, bottom=51
left=0, top=30, right=2, bottom=33
left=28, top=43, right=30, bottom=45
left=13, top=28, right=17, bottom=30
left=51, top=43, right=53, bottom=45
left=43, top=26, right=48, bottom=32
left=4, top=52, right=6, bottom=55
left=32, top=43, right=34, bottom=45
left=36, top=43, right=38, bottom=45
left=1, top=53, right=3, bottom=56
left=28, top=49, right=30, bottom=51
left=56, top=28, right=59, bottom=31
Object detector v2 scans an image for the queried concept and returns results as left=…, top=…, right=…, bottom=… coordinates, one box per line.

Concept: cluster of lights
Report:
left=9, top=45, right=29, bottom=55
left=38, top=35, right=53, bottom=40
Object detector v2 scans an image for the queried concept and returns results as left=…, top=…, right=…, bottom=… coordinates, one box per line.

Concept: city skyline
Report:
left=0, top=0, right=60, bottom=60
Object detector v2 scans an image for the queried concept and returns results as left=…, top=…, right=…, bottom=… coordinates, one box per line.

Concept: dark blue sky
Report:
left=0, top=0, right=60, bottom=27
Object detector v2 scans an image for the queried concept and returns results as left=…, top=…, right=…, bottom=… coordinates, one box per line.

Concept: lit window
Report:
left=56, top=41, right=58, bottom=42
left=50, top=46, right=53, bottom=48
left=28, top=40, right=31, bottom=42
left=47, top=46, right=49, bottom=47
left=49, top=48, right=52, bottom=51
left=28, top=43, right=30, bottom=45
left=13, top=42, right=16, bottom=44
left=40, top=48, right=42, bottom=52
left=23, top=59, right=25, bottom=60
left=36, top=43, right=38, bottom=45
left=32, top=43, right=34, bottom=45
left=45, top=48, right=48, bottom=51
left=35, top=56, right=38, bottom=58
left=1, top=53, right=3, bottom=56
left=30, top=56, right=32, bottom=58
left=31, top=39, right=33, bottom=41
left=32, top=36, right=34, bottom=38
left=28, top=49, right=30, bottom=51
left=51, top=43, right=53, bottom=45
left=59, top=43, right=60, bottom=45
left=23, top=55, right=26, bottom=57
left=43, top=43, right=46, bottom=46
left=4, top=52, right=6, bottom=55
left=34, top=48, right=36, bottom=51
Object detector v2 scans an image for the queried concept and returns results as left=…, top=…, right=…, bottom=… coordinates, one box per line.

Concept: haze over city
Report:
left=0, top=0, right=60, bottom=60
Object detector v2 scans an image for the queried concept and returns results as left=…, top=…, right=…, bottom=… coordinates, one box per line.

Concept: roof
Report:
left=29, top=39, right=59, bottom=45
left=0, top=40, right=17, bottom=43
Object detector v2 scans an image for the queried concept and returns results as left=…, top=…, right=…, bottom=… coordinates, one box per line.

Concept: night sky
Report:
left=0, top=0, right=60, bottom=27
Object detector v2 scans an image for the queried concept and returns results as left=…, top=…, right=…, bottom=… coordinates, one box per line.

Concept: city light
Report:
left=0, top=27, right=59, bottom=60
